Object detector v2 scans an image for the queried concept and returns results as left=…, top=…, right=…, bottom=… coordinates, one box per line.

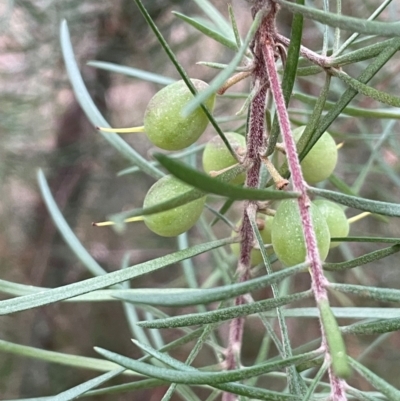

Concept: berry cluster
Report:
left=229, top=126, right=349, bottom=267
left=104, top=80, right=349, bottom=262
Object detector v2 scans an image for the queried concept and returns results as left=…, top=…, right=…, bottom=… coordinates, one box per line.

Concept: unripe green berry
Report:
left=271, top=199, right=330, bottom=267
left=293, top=126, right=338, bottom=184
left=313, top=199, right=349, bottom=248
left=143, top=175, right=206, bottom=237
left=202, top=132, right=246, bottom=184
left=143, top=79, right=215, bottom=151
left=231, top=215, right=274, bottom=266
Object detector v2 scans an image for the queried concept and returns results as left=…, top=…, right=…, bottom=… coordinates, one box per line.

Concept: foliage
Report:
left=1, top=0, right=400, bottom=400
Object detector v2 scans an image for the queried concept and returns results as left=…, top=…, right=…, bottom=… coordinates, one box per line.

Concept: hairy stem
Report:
left=223, top=9, right=271, bottom=401
left=261, top=5, right=347, bottom=400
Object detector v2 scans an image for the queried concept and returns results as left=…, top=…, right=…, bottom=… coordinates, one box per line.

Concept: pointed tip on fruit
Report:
left=97, top=126, right=145, bottom=133
left=92, top=220, right=115, bottom=227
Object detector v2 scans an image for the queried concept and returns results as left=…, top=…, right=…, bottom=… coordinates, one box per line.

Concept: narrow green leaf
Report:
left=308, top=187, right=400, bottom=217
left=301, top=361, right=329, bottom=401
left=324, top=244, right=400, bottom=271
left=133, top=340, right=298, bottom=401
left=87, top=61, right=175, bottom=85
left=87, top=378, right=165, bottom=397
left=294, top=92, right=400, bottom=120
left=38, top=170, right=107, bottom=277
left=330, top=38, right=397, bottom=67
left=344, top=318, right=400, bottom=335
left=334, top=0, right=393, bottom=57
left=60, top=20, right=163, bottom=180
left=192, top=0, right=234, bottom=39
left=110, top=187, right=206, bottom=225
left=111, top=162, right=247, bottom=225
left=249, top=210, right=306, bottom=396
left=46, top=368, right=124, bottom=401
left=0, top=278, right=142, bottom=302
left=349, top=357, right=400, bottom=400
left=211, top=198, right=235, bottom=226
left=251, top=307, right=400, bottom=319
left=0, top=338, right=129, bottom=374
left=172, top=12, right=237, bottom=50
left=300, top=38, right=400, bottom=160
left=115, top=263, right=308, bottom=307
left=275, top=0, right=400, bottom=37
left=331, top=283, right=400, bottom=303
left=154, top=153, right=299, bottom=201
left=183, top=10, right=264, bottom=116
left=137, top=291, right=312, bottom=328
left=228, top=4, right=242, bottom=49
left=95, top=346, right=321, bottom=385
left=332, top=69, right=400, bottom=108
left=319, top=300, right=351, bottom=379
left=329, top=237, right=400, bottom=244
left=328, top=174, right=358, bottom=196
left=0, top=238, right=231, bottom=315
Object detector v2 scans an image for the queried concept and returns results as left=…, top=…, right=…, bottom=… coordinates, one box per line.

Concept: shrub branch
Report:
left=224, top=1, right=348, bottom=400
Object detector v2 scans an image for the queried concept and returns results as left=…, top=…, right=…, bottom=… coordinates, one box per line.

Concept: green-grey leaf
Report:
left=109, top=186, right=205, bottom=225
left=344, top=318, right=400, bottom=335
left=0, top=338, right=130, bottom=374
left=330, top=38, right=398, bottom=67
left=330, top=283, right=400, bottom=303
left=137, top=291, right=312, bottom=328
left=294, top=92, right=400, bottom=120
left=87, top=61, right=175, bottom=85
left=87, top=378, right=165, bottom=397
left=349, top=357, right=400, bottom=400
left=324, top=244, right=400, bottom=271
left=241, top=307, right=400, bottom=319
left=192, top=0, right=234, bottom=39
left=155, top=153, right=299, bottom=201
left=183, top=9, right=264, bottom=116
left=299, top=38, right=400, bottom=161
left=132, top=340, right=299, bottom=401
left=45, top=369, right=124, bottom=401
left=115, top=263, right=308, bottom=307
left=0, top=238, right=231, bottom=315
left=60, top=20, right=163, bottom=179
left=275, top=0, right=400, bottom=37
left=95, top=346, right=321, bottom=385
left=38, top=170, right=107, bottom=277
left=308, top=187, right=400, bottom=217
left=173, top=12, right=237, bottom=50
left=332, top=69, right=400, bottom=108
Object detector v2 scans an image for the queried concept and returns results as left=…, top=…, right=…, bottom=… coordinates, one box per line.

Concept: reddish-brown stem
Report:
left=224, top=2, right=347, bottom=400
left=263, top=39, right=327, bottom=301
left=223, top=10, right=271, bottom=401
left=262, top=20, right=347, bottom=401
left=275, top=33, right=333, bottom=67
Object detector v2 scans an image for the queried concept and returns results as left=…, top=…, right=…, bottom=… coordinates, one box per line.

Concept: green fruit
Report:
left=202, top=132, right=247, bottom=184
left=231, top=215, right=274, bottom=266
left=293, top=126, right=338, bottom=184
left=271, top=199, right=330, bottom=266
left=143, top=175, right=206, bottom=237
left=143, top=79, right=215, bottom=151
left=313, top=200, right=349, bottom=248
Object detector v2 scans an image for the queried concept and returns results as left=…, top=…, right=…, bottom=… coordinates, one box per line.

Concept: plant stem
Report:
left=262, top=8, right=348, bottom=401
left=223, top=7, right=272, bottom=401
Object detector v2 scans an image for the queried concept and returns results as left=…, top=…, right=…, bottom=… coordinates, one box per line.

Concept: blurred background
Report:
left=1, top=0, right=400, bottom=399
